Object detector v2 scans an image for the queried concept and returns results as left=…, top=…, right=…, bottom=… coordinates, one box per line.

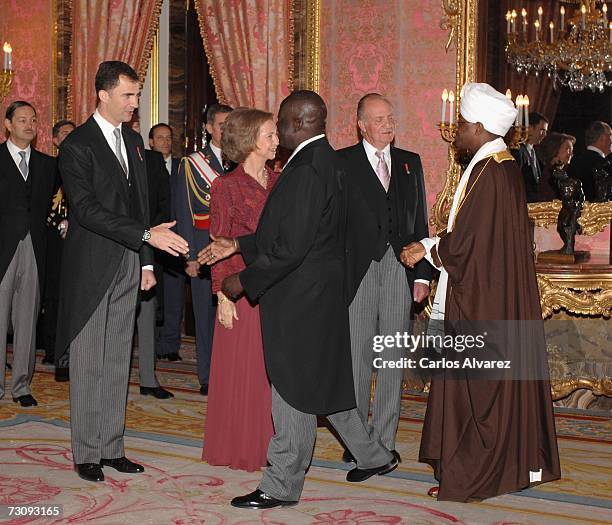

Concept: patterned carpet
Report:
left=1, top=341, right=611, bottom=524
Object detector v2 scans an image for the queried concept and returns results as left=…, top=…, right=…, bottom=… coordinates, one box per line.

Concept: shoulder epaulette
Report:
left=488, top=150, right=514, bottom=164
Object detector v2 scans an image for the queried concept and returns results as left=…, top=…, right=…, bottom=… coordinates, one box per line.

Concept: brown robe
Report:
left=419, top=152, right=561, bottom=502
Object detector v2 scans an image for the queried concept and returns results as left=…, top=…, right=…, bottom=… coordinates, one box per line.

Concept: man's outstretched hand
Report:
left=221, top=273, right=244, bottom=300
left=198, top=235, right=238, bottom=265
left=400, top=241, right=426, bottom=269
left=147, top=221, right=189, bottom=257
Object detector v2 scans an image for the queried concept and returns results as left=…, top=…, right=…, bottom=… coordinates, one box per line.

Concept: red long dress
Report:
left=202, top=164, right=277, bottom=471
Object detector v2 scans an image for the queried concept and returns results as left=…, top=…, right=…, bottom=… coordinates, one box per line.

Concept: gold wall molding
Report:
left=149, top=29, right=159, bottom=127
left=304, top=0, right=320, bottom=93
left=432, top=0, right=478, bottom=232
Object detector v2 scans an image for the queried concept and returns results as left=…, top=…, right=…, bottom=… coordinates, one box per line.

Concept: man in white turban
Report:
left=401, top=83, right=560, bottom=502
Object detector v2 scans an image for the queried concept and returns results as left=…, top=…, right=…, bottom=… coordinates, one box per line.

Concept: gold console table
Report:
left=536, top=254, right=612, bottom=402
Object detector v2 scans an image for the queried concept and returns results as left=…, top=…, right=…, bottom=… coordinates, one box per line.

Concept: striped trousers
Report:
left=69, top=250, right=140, bottom=464
left=259, top=387, right=393, bottom=501
left=349, top=246, right=412, bottom=451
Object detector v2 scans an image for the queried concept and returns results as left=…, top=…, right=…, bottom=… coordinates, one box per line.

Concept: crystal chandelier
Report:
left=505, top=1, right=612, bottom=92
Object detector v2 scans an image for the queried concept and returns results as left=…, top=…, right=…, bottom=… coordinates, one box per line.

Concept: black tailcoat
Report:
left=56, top=116, right=152, bottom=358
left=239, top=137, right=355, bottom=415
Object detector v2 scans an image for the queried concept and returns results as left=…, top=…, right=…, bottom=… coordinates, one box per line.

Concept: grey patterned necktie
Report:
left=18, top=151, right=28, bottom=181
left=113, top=128, right=129, bottom=177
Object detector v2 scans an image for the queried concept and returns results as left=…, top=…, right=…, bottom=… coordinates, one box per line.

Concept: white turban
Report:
left=459, top=83, right=518, bottom=137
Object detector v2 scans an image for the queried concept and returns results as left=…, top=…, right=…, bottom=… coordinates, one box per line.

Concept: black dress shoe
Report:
left=346, top=456, right=399, bottom=482
left=391, top=449, right=402, bottom=463
left=55, top=367, right=69, bottom=382
left=13, top=394, right=38, bottom=407
left=166, top=352, right=182, bottom=361
left=100, top=457, right=144, bottom=473
left=230, top=489, right=297, bottom=509
left=76, top=463, right=104, bottom=482
left=342, top=449, right=356, bottom=463
left=140, top=386, right=174, bottom=399
left=199, top=383, right=209, bottom=396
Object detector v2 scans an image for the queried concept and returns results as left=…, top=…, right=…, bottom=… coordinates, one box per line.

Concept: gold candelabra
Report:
left=1, top=42, right=14, bottom=104
left=438, top=122, right=457, bottom=144
left=438, top=87, right=529, bottom=148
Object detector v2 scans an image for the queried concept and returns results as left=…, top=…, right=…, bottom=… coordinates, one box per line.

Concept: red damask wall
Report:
left=0, top=0, right=53, bottom=154
left=319, top=1, right=456, bottom=227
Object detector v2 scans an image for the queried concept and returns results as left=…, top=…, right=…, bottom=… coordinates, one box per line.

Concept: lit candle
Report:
left=512, top=9, right=518, bottom=32
left=560, top=6, right=565, bottom=31
left=448, top=90, right=455, bottom=125
left=515, top=95, right=523, bottom=126
left=550, top=21, right=555, bottom=43
left=522, top=8, right=528, bottom=36
left=441, top=89, right=448, bottom=123
left=538, top=6, right=543, bottom=27
left=506, top=11, right=512, bottom=34
left=609, top=20, right=612, bottom=42
left=524, top=96, right=530, bottom=127
left=506, top=88, right=512, bottom=99
left=3, top=42, right=12, bottom=71
left=603, top=4, right=608, bottom=26
left=534, top=20, right=541, bottom=41
left=581, top=4, right=587, bottom=30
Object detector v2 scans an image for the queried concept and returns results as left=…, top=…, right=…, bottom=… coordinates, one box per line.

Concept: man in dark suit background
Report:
left=149, top=123, right=185, bottom=363
left=56, top=61, right=188, bottom=482
left=339, top=93, right=431, bottom=463
left=200, top=91, right=398, bottom=509
left=0, top=101, right=56, bottom=407
left=134, top=147, right=174, bottom=399
left=175, top=104, right=232, bottom=395
left=39, top=120, right=74, bottom=380
left=512, top=112, right=548, bottom=203
left=568, top=120, right=612, bottom=201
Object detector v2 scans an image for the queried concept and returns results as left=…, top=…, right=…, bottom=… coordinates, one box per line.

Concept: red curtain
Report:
left=70, top=0, right=163, bottom=124
left=195, top=0, right=293, bottom=113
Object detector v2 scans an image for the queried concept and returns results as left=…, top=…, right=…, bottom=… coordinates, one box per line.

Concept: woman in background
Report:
left=202, top=108, right=279, bottom=471
left=536, top=132, right=576, bottom=201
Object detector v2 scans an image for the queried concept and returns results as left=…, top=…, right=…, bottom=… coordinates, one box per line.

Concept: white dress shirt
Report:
left=283, top=134, right=326, bottom=169
left=6, top=138, right=31, bottom=178
left=210, top=142, right=223, bottom=169
left=587, top=145, right=607, bottom=158
left=93, top=110, right=129, bottom=176
left=164, top=154, right=172, bottom=175
left=362, top=139, right=391, bottom=174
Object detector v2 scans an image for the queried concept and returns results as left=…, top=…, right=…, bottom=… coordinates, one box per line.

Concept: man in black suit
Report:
left=200, top=91, right=397, bottom=509
left=56, top=61, right=188, bottom=482
left=512, top=112, right=548, bottom=203
left=149, top=123, right=185, bottom=363
left=39, top=120, right=74, bottom=378
left=339, top=93, right=431, bottom=462
left=0, top=101, right=56, bottom=407
left=568, top=121, right=612, bottom=201
left=175, top=104, right=233, bottom=394
left=134, top=147, right=174, bottom=399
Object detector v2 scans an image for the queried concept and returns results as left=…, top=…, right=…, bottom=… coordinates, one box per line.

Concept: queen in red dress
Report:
left=202, top=108, right=279, bottom=471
